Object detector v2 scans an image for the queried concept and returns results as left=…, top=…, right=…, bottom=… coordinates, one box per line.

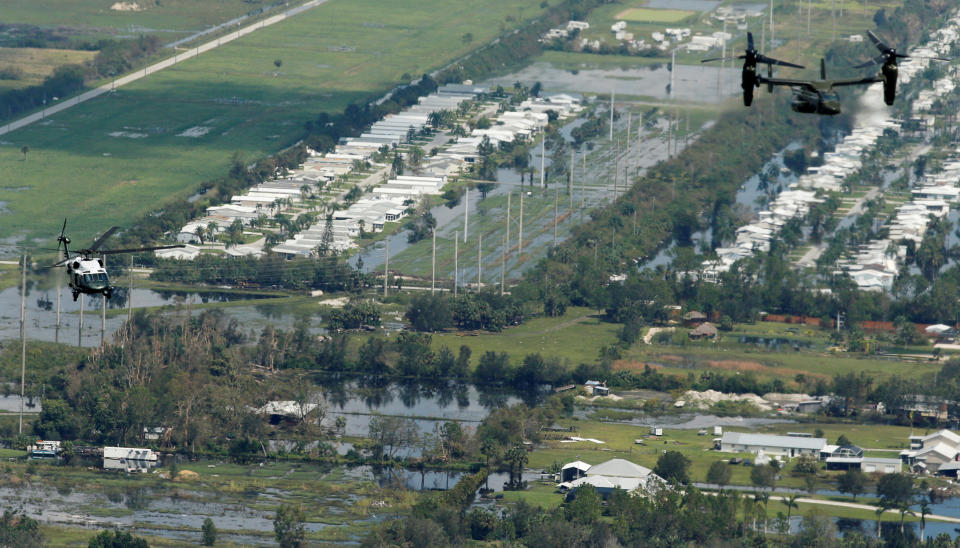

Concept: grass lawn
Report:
left=615, top=8, right=696, bottom=23
left=0, top=0, right=549, bottom=248
left=518, top=418, right=922, bottom=519
left=430, top=306, right=618, bottom=365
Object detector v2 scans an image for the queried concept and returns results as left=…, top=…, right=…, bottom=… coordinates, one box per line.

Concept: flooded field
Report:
left=484, top=63, right=743, bottom=103
left=0, top=281, right=316, bottom=347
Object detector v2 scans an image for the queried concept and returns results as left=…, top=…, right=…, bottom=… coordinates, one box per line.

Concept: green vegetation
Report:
left=0, top=0, right=551, bottom=247
left=616, top=8, right=695, bottom=23
left=0, top=47, right=96, bottom=91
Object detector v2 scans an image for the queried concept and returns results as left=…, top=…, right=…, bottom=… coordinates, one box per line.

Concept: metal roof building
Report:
left=720, top=432, right=826, bottom=458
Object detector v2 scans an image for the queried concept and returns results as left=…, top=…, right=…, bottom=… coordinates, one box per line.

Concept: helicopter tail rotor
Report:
left=52, top=218, right=71, bottom=266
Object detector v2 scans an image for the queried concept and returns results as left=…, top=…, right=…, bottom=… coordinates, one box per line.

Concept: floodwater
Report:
left=0, top=282, right=316, bottom=348
left=484, top=63, right=744, bottom=103
left=736, top=336, right=816, bottom=350
left=317, top=380, right=547, bottom=439
left=572, top=411, right=794, bottom=430
left=0, top=473, right=363, bottom=546
left=639, top=141, right=802, bottom=269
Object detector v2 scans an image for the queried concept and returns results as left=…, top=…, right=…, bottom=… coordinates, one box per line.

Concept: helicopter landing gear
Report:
left=72, top=291, right=79, bottom=302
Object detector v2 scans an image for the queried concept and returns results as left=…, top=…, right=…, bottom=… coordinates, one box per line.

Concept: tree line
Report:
left=0, top=36, right=162, bottom=123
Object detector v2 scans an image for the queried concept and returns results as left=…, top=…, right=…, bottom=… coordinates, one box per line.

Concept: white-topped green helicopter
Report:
left=51, top=219, right=183, bottom=300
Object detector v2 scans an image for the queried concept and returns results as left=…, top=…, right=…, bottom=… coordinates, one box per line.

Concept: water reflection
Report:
left=313, top=376, right=548, bottom=440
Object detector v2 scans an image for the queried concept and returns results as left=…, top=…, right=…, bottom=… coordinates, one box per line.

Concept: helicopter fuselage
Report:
left=789, top=86, right=841, bottom=115
left=65, top=257, right=112, bottom=300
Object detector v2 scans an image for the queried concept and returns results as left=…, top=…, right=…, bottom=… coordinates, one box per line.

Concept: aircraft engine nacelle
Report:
left=742, top=65, right=757, bottom=106
left=881, top=62, right=898, bottom=106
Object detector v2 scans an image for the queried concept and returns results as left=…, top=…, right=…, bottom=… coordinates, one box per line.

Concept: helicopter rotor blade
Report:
left=95, top=244, right=186, bottom=255
left=756, top=54, right=805, bottom=69
left=47, top=258, right=70, bottom=268
left=88, top=226, right=121, bottom=252
left=747, top=31, right=754, bottom=51
left=701, top=56, right=738, bottom=63
left=867, top=30, right=892, bottom=53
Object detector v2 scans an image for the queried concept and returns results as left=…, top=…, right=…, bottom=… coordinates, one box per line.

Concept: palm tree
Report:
left=898, top=502, right=913, bottom=535
left=206, top=222, right=219, bottom=242
left=919, top=499, right=931, bottom=543
left=754, top=491, right=770, bottom=534
left=784, top=493, right=800, bottom=526
left=875, top=504, right=885, bottom=540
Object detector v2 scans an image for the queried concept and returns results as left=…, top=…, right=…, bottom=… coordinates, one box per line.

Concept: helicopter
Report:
left=854, top=30, right=950, bottom=106
left=51, top=219, right=184, bottom=301
left=701, top=31, right=805, bottom=106
left=757, top=58, right=881, bottom=115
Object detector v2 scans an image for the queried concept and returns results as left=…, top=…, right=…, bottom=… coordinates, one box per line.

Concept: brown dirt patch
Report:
left=706, top=360, right=767, bottom=372
left=613, top=360, right=662, bottom=372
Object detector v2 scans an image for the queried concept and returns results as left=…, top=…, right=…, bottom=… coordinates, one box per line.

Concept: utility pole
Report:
left=518, top=191, right=524, bottom=255
left=761, top=20, right=765, bottom=57
left=55, top=267, right=61, bottom=344
left=128, top=255, right=134, bottom=322
left=569, top=148, right=575, bottom=211
left=101, top=255, right=106, bottom=348
left=383, top=237, right=389, bottom=298
left=78, top=294, right=84, bottom=347
left=769, top=0, right=774, bottom=48
left=581, top=150, right=587, bottom=209
left=831, top=0, right=836, bottom=41
left=614, top=144, right=620, bottom=200
left=505, top=192, right=511, bottom=259
left=477, top=233, right=482, bottom=287
left=463, top=188, right=469, bottom=242
left=553, top=178, right=559, bottom=247
left=431, top=228, right=436, bottom=292
left=609, top=87, right=615, bottom=140
left=19, top=254, right=26, bottom=435
left=670, top=49, right=676, bottom=98
left=454, top=231, right=459, bottom=296
left=500, top=232, right=506, bottom=296
left=539, top=139, right=545, bottom=189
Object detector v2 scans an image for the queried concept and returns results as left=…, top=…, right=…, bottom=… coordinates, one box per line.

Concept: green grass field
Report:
left=430, top=306, right=619, bottom=365
left=0, top=0, right=548, bottom=249
left=615, top=8, right=695, bottom=23
left=0, top=0, right=277, bottom=42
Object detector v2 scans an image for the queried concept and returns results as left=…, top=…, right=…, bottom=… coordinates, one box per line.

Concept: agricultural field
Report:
left=0, top=47, right=97, bottom=91
left=0, top=0, right=549, bottom=249
left=614, top=322, right=940, bottom=383
left=0, top=0, right=276, bottom=43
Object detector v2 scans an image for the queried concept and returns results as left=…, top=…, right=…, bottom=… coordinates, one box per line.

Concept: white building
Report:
left=720, top=432, right=826, bottom=458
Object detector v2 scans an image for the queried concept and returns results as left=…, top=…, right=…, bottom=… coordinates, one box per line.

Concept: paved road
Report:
left=0, top=0, right=328, bottom=137
left=705, top=490, right=960, bottom=524
left=767, top=494, right=960, bottom=524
